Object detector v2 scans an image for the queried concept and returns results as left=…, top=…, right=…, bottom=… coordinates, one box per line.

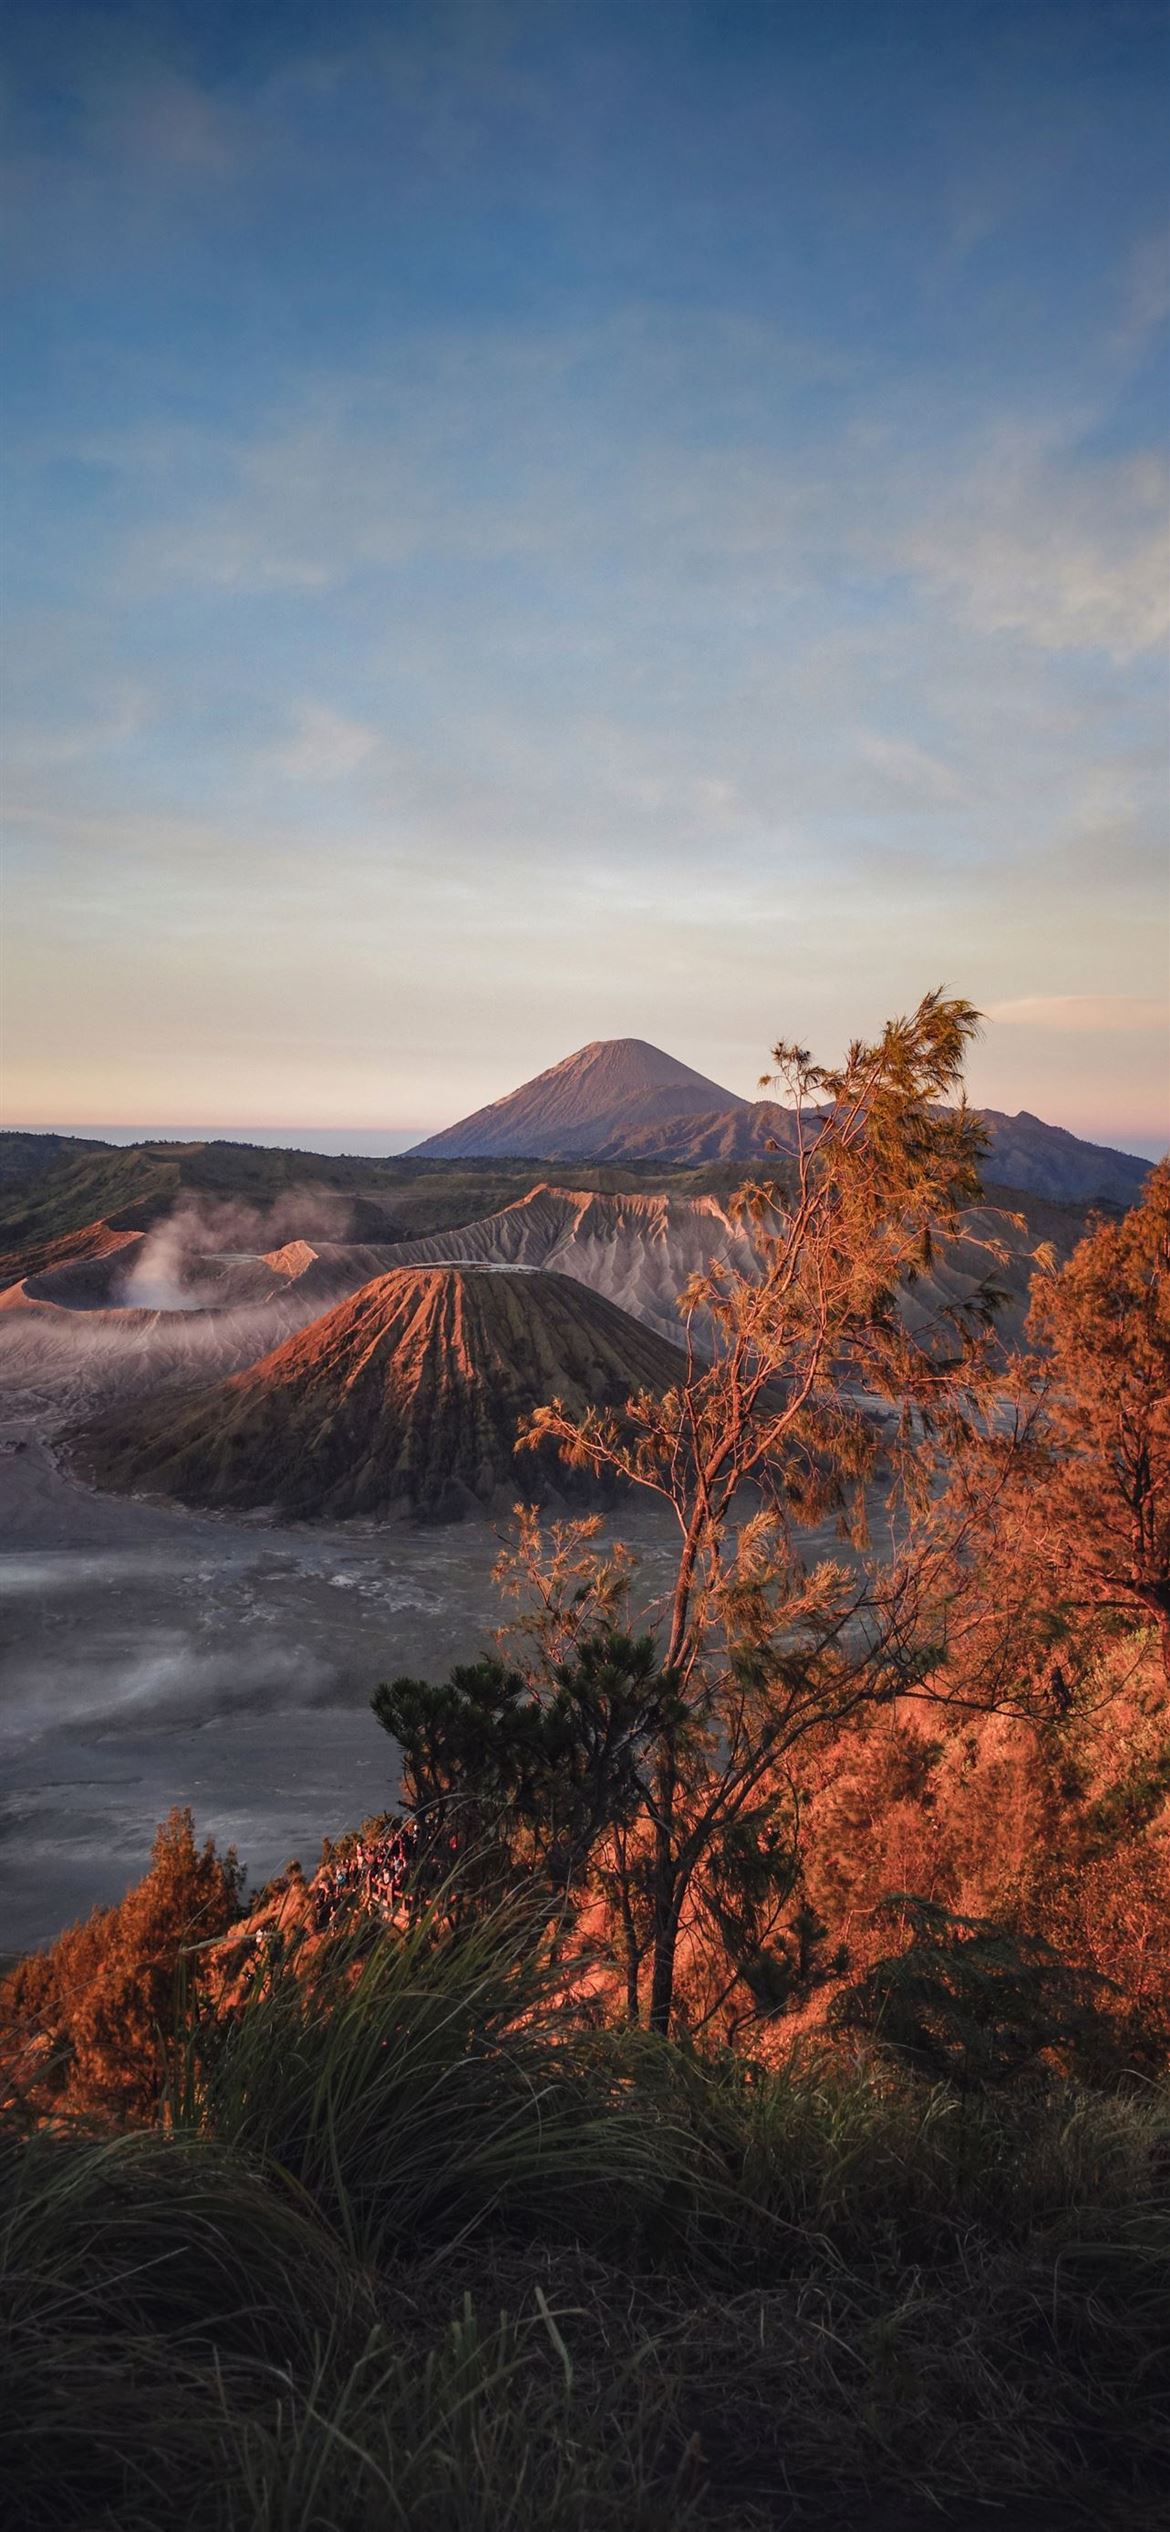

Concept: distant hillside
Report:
left=412, top=1039, right=745, bottom=1160
left=975, top=1112, right=1152, bottom=1206
left=410, top=1040, right=1153, bottom=1206
left=74, top=1265, right=687, bottom=1520
left=581, top=1101, right=1152, bottom=1203
left=0, top=1130, right=722, bottom=1288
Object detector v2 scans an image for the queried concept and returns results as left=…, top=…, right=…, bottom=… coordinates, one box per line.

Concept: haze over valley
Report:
left=0, top=1033, right=1157, bottom=1945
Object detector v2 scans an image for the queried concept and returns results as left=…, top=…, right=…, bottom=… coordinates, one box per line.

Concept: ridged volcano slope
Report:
left=75, top=1264, right=687, bottom=1520
left=256, top=1178, right=1093, bottom=1368
left=276, top=1185, right=762, bottom=1344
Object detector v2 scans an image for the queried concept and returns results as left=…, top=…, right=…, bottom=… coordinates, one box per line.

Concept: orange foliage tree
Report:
left=1, top=1807, right=242, bottom=2120
left=978, top=1160, right=1170, bottom=1689
left=522, top=991, right=1011, bottom=2033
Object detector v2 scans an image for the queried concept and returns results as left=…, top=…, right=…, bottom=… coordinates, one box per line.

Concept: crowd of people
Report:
left=311, top=1818, right=422, bottom=1929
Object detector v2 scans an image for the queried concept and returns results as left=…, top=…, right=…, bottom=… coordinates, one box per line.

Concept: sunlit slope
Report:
left=74, top=1265, right=687, bottom=1519
left=265, top=1181, right=1090, bottom=1355
left=274, top=1185, right=762, bottom=1343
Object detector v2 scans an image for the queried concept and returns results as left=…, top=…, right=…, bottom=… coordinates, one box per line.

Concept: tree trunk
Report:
left=648, top=1912, right=678, bottom=2034
left=648, top=1817, right=681, bottom=2035
left=666, top=1523, right=703, bottom=1672
left=609, top=1831, right=644, bottom=2025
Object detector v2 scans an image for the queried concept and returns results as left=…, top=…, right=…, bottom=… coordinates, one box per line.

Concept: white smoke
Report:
left=0, top=1197, right=359, bottom=1433
left=115, top=1188, right=355, bottom=1312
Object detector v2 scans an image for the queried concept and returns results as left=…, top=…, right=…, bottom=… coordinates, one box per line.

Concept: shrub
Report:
left=829, top=1894, right=1123, bottom=2087
left=1, top=1809, right=243, bottom=2121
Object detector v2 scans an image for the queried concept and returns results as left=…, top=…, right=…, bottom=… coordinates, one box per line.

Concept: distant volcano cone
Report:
left=407, top=1036, right=1152, bottom=1202
left=74, top=1264, right=686, bottom=1520
left=411, top=1037, right=746, bottom=1159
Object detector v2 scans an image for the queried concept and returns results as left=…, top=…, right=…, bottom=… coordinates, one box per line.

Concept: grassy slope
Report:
left=2, top=1900, right=1167, bottom=2531
left=0, top=1146, right=184, bottom=1282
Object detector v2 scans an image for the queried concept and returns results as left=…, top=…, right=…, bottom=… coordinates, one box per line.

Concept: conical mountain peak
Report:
left=75, top=1263, right=686, bottom=1521
left=412, top=1036, right=746, bottom=1160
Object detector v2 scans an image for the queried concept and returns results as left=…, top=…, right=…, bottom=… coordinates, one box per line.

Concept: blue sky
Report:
left=2, top=0, right=1167, bottom=1149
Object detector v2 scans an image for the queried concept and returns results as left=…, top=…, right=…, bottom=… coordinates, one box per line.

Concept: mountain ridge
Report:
left=258, top=1180, right=1086, bottom=1360
left=411, top=1039, right=1154, bottom=1205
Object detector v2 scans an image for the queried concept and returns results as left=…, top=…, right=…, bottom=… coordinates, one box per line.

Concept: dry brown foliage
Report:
left=954, top=1158, right=1170, bottom=1697
left=1, top=1807, right=242, bottom=2120
left=517, top=992, right=1019, bottom=2029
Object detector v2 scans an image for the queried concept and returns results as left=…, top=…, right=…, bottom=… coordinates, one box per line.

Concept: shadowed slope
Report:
left=498, top=1099, right=1151, bottom=1202
left=75, top=1265, right=687, bottom=1520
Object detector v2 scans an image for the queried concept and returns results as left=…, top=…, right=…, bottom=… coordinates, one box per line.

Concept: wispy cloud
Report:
left=987, top=997, right=1169, bottom=1033
left=904, top=444, right=1168, bottom=662
left=855, top=732, right=965, bottom=805
left=269, top=703, right=381, bottom=782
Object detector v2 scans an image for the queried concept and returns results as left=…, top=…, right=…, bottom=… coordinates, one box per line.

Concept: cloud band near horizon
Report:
left=2, top=1, right=1167, bottom=1154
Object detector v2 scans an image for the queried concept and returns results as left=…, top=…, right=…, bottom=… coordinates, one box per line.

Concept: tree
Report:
left=950, top=1160, right=1170, bottom=1706
left=996, top=1161, right=1170, bottom=1685
left=519, top=991, right=1008, bottom=2032
left=830, top=1893, right=1119, bottom=2088
left=372, top=1627, right=683, bottom=1930
left=1, top=1809, right=242, bottom=2120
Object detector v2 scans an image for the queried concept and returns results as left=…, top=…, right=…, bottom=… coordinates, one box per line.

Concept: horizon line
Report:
left=2, top=1116, right=1165, bottom=1165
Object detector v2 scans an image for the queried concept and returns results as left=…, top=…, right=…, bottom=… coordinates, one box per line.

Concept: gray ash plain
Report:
left=0, top=1430, right=681, bottom=1951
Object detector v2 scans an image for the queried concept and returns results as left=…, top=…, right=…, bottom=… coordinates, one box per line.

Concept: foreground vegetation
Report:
left=3, top=1890, right=1169, bottom=2531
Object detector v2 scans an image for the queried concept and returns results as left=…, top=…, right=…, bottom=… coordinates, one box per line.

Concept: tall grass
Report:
left=181, top=1894, right=702, bottom=2264
left=223, top=2293, right=705, bottom=2532
left=3, top=1894, right=1167, bottom=2529
left=0, top=2123, right=366, bottom=2530
left=663, top=2041, right=1169, bottom=2273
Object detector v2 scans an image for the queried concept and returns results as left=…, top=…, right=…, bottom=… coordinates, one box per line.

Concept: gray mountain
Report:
left=974, top=1111, right=1152, bottom=1206
left=413, top=1040, right=1153, bottom=1206
left=267, top=1180, right=1092, bottom=1359
left=411, top=1038, right=746, bottom=1159
left=277, top=1185, right=763, bottom=1345
left=581, top=1101, right=1151, bottom=1203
